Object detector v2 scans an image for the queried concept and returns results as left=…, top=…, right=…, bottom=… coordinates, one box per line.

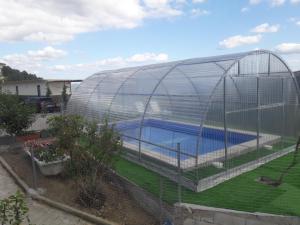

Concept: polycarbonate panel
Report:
left=239, top=53, right=269, bottom=75
left=86, top=69, right=138, bottom=121
left=67, top=50, right=300, bottom=180
left=109, top=65, right=175, bottom=124
left=67, top=73, right=108, bottom=119
left=270, top=54, right=289, bottom=73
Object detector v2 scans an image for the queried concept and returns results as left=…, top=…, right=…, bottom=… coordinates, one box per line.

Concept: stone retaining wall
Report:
left=111, top=171, right=174, bottom=223
left=174, top=203, right=300, bottom=225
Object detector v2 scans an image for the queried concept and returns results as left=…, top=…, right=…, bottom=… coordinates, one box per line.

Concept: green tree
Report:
left=76, top=118, right=122, bottom=208
left=47, top=115, right=84, bottom=162
left=61, top=84, right=68, bottom=110
left=0, top=93, right=35, bottom=136
left=45, top=84, right=52, bottom=97
left=2, top=66, right=42, bottom=81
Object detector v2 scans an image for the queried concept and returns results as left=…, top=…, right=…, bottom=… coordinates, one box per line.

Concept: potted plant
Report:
left=24, top=139, right=70, bottom=176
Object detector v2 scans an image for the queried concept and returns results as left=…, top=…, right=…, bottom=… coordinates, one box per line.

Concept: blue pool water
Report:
left=116, top=119, right=256, bottom=160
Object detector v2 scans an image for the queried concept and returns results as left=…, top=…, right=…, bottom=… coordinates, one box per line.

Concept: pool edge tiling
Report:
left=117, top=118, right=280, bottom=170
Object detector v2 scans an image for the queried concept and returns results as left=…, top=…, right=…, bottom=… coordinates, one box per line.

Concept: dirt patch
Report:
left=257, top=176, right=281, bottom=187
left=1, top=149, right=159, bottom=225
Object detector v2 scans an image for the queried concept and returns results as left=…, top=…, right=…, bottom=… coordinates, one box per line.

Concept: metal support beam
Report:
left=138, top=63, right=183, bottom=161
left=223, top=77, right=228, bottom=169
left=256, top=76, right=260, bottom=157
left=281, top=78, right=285, bottom=147
left=268, top=53, right=271, bottom=76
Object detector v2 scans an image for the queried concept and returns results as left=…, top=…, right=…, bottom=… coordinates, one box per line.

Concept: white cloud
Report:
left=241, top=7, right=250, bottom=12
left=190, top=8, right=210, bottom=17
left=290, top=0, right=300, bottom=3
left=127, top=52, right=168, bottom=62
left=219, top=35, right=262, bottom=49
left=275, top=43, right=300, bottom=54
left=51, top=52, right=169, bottom=78
left=297, top=21, right=300, bottom=26
left=249, top=0, right=262, bottom=5
left=251, top=23, right=280, bottom=33
left=249, top=0, right=286, bottom=6
left=0, top=46, right=67, bottom=72
left=1, top=49, right=169, bottom=79
left=270, top=0, right=285, bottom=6
left=0, top=0, right=183, bottom=43
left=144, top=0, right=182, bottom=17
left=284, top=57, right=300, bottom=71
left=192, top=0, right=207, bottom=3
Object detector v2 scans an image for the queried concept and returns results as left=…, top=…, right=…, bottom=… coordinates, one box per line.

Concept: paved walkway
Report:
left=0, top=163, right=93, bottom=225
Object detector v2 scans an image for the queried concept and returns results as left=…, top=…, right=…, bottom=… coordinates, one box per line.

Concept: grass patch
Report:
left=183, top=140, right=295, bottom=181
left=115, top=141, right=300, bottom=216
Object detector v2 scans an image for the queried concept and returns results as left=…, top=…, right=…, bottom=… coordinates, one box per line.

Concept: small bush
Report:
left=0, top=191, right=34, bottom=225
left=0, top=93, right=35, bottom=136
left=47, top=115, right=84, bottom=161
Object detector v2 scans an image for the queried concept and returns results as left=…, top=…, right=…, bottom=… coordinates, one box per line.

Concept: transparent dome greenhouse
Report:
left=67, top=50, right=300, bottom=192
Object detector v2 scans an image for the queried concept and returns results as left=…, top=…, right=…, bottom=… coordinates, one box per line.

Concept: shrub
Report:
left=0, top=93, right=35, bottom=136
left=0, top=191, right=34, bottom=225
left=47, top=115, right=84, bottom=162
left=74, top=118, right=122, bottom=208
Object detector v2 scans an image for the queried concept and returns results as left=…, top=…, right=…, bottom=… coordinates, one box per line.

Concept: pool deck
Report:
left=123, top=125, right=281, bottom=170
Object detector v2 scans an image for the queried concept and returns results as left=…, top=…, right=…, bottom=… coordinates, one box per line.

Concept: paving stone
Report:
left=214, top=213, right=246, bottom=225
left=245, top=219, right=277, bottom=225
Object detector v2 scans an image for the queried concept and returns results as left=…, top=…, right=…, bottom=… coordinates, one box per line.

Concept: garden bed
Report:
left=1, top=149, right=158, bottom=225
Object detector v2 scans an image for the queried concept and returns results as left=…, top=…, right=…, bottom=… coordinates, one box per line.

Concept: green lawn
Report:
left=184, top=140, right=295, bottom=181
left=115, top=144, right=300, bottom=216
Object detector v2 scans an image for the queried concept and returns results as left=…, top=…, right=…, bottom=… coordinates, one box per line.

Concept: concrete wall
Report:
left=3, top=80, right=46, bottom=96
left=2, top=81, right=71, bottom=96
left=174, top=203, right=300, bottom=225
left=48, top=82, right=71, bottom=96
left=111, top=171, right=174, bottom=223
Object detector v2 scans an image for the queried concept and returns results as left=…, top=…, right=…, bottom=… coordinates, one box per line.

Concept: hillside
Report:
left=1, top=65, right=43, bottom=81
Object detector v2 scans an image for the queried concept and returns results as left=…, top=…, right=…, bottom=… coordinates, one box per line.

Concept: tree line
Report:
left=1, top=65, right=43, bottom=81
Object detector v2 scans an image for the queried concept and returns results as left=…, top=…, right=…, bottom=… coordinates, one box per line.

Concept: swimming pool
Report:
left=116, top=119, right=257, bottom=160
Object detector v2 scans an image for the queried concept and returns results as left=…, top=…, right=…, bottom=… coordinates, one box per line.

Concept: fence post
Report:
left=159, top=175, right=163, bottom=224
left=177, top=143, right=182, bottom=204
left=30, top=147, right=37, bottom=190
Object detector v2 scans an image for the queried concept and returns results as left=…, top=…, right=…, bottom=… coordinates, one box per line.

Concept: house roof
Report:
left=46, top=79, right=82, bottom=83
left=3, top=79, right=82, bottom=84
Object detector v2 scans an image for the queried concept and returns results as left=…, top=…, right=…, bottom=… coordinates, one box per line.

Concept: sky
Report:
left=0, top=0, right=300, bottom=80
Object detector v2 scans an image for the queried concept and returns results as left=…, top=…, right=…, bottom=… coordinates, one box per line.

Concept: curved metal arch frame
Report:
left=67, top=50, right=299, bottom=170
left=107, top=66, right=177, bottom=123
left=106, top=67, right=143, bottom=120
left=194, top=49, right=300, bottom=170
left=137, top=61, right=227, bottom=162
left=137, top=62, right=185, bottom=160
left=83, top=72, right=115, bottom=120
left=269, top=51, right=300, bottom=99
left=68, top=72, right=109, bottom=115
left=176, top=65, right=225, bottom=171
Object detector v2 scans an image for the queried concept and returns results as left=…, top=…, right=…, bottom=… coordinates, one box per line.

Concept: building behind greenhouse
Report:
left=67, top=50, right=300, bottom=191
